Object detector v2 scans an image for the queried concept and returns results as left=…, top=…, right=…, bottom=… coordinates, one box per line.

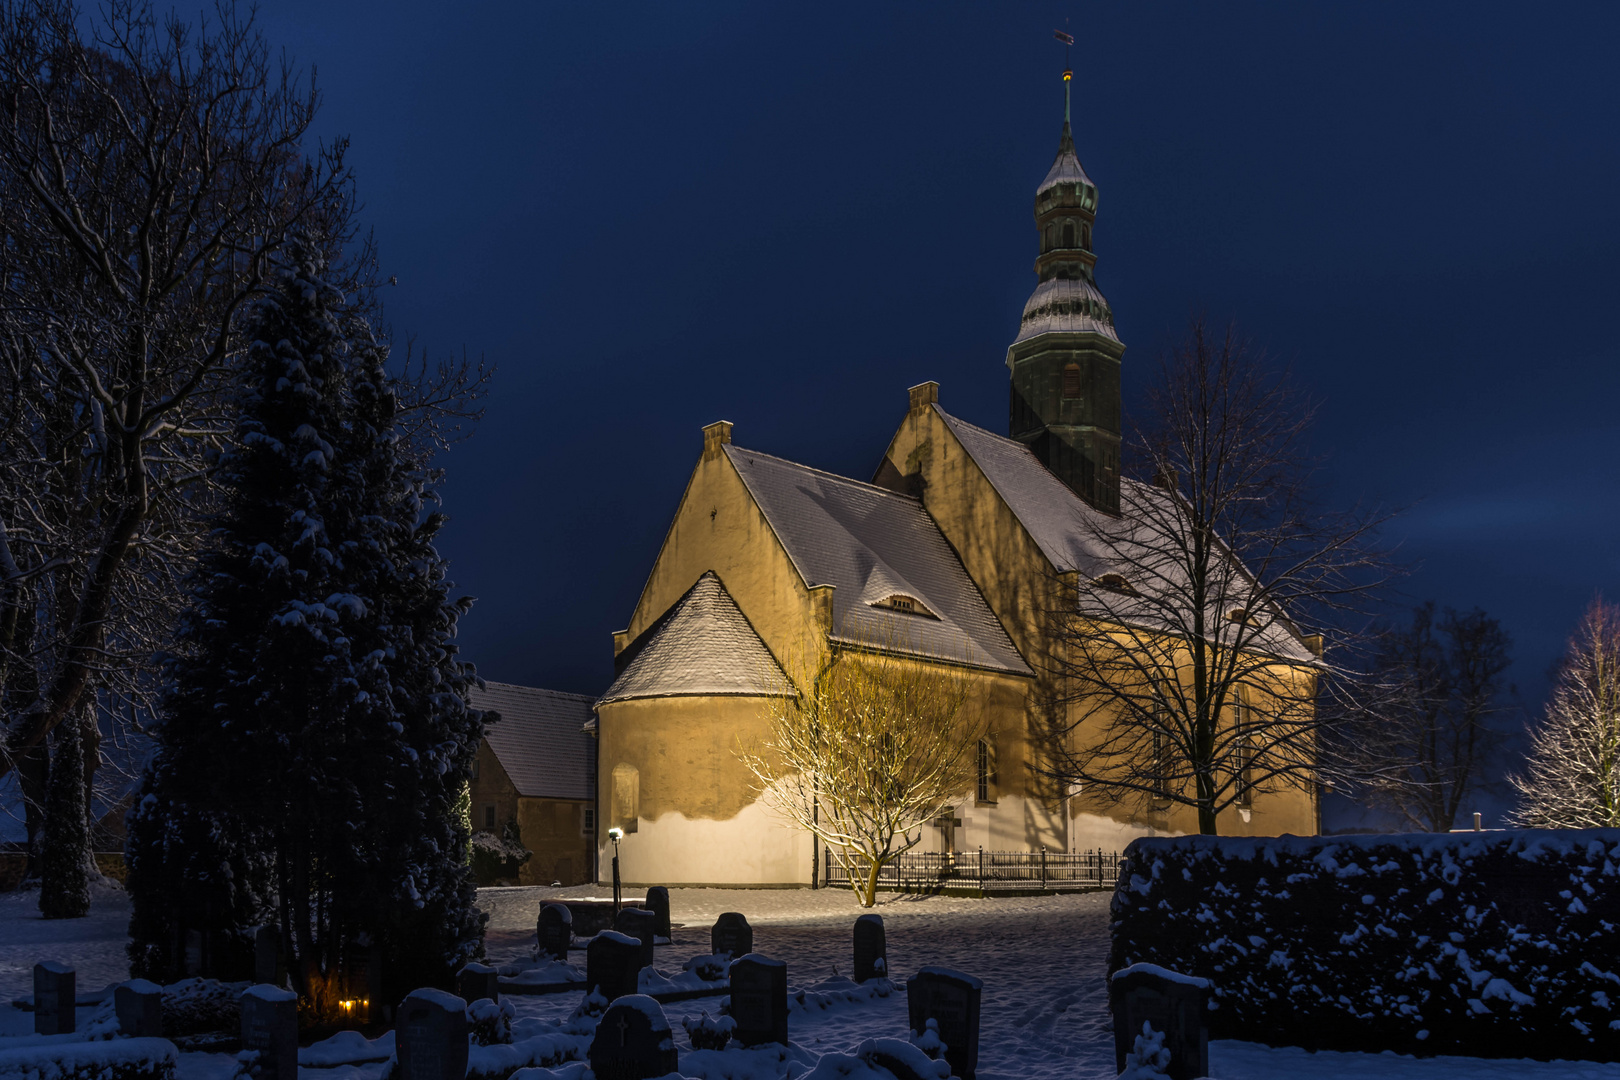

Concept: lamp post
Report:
left=607, top=827, right=623, bottom=911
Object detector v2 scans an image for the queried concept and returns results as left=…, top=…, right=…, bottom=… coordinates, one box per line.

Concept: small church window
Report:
left=976, top=738, right=997, bottom=803
left=1063, top=363, right=1082, bottom=399
left=582, top=806, right=596, bottom=837
left=1234, top=699, right=1254, bottom=808
left=1082, top=223, right=1092, bottom=250
left=875, top=594, right=938, bottom=619
left=611, top=763, right=639, bottom=834
left=1062, top=221, right=1076, bottom=248
left=1094, top=573, right=1138, bottom=597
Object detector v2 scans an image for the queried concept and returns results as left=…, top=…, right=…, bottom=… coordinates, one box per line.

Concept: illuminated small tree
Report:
left=740, top=637, right=985, bottom=908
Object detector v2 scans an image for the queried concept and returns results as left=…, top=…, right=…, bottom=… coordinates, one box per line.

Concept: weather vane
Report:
left=1053, top=22, right=1074, bottom=82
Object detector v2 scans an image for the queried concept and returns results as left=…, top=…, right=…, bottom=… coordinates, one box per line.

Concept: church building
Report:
left=592, top=80, right=1320, bottom=888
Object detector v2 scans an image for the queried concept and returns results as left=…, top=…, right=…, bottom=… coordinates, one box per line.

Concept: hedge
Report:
left=1109, top=830, right=1620, bottom=1060
left=0, top=1038, right=178, bottom=1080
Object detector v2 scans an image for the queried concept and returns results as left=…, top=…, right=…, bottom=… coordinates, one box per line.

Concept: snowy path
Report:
left=4, top=883, right=1618, bottom=1078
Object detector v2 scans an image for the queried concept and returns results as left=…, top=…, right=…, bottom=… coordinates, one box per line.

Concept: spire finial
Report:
left=1053, top=26, right=1075, bottom=127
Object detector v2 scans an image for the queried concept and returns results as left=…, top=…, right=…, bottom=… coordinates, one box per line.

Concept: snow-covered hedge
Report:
left=1110, top=830, right=1620, bottom=1060
left=0, top=1038, right=178, bottom=1080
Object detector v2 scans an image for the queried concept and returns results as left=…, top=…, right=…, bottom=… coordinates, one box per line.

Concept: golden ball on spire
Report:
left=1063, top=69, right=1072, bottom=82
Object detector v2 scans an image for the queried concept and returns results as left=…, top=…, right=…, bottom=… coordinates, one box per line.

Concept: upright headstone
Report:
left=728, top=954, right=788, bottom=1047
left=614, top=907, right=657, bottom=968
left=115, top=979, right=164, bottom=1038
left=395, top=989, right=469, bottom=1080
left=586, top=930, right=645, bottom=1001
left=239, top=985, right=298, bottom=1080
left=853, top=914, right=887, bottom=982
left=253, top=926, right=283, bottom=988
left=710, top=912, right=753, bottom=959
left=643, top=887, right=671, bottom=939
left=1109, top=964, right=1209, bottom=1080
left=538, top=903, right=573, bottom=960
left=33, top=962, right=75, bottom=1036
left=588, top=995, right=680, bottom=1080
left=457, top=962, right=500, bottom=1005
left=907, top=966, right=983, bottom=1080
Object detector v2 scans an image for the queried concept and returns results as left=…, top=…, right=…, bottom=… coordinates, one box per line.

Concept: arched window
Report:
left=1082, top=223, right=1092, bottom=250
left=976, top=738, right=997, bottom=803
left=1063, top=363, right=1082, bottom=398
left=1234, top=698, right=1254, bottom=808
left=611, top=763, right=639, bottom=834
left=1062, top=221, right=1076, bottom=248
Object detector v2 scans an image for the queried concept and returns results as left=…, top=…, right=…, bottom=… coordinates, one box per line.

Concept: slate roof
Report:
left=1013, top=277, right=1120, bottom=346
left=723, top=445, right=1032, bottom=675
left=468, top=682, right=597, bottom=800
left=935, top=407, right=1315, bottom=665
left=600, top=571, right=792, bottom=705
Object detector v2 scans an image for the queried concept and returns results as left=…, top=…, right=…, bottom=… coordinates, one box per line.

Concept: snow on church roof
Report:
left=1013, top=277, right=1119, bottom=345
left=468, top=682, right=596, bottom=800
left=600, top=571, right=792, bottom=705
left=934, top=408, right=1316, bottom=665
left=723, top=445, right=1032, bottom=676
left=1038, top=143, right=1094, bottom=195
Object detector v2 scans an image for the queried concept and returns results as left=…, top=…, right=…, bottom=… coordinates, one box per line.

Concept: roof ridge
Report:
left=479, top=681, right=597, bottom=701
left=724, top=443, right=924, bottom=503
left=932, top=405, right=1032, bottom=452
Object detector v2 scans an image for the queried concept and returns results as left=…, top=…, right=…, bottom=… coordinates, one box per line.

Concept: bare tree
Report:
left=0, top=0, right=355, bottom=799
left=1508, top=597, right=1620, bottom=829
left=1347, top=602, right=1513, bottom=831
left=739, top=636, right=986, bottom=908
left=1040, top=320, right=1396, bottom=834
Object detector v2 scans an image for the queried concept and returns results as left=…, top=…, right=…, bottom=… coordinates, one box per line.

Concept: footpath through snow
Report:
left=4, top=882, right=1620, bottom=1079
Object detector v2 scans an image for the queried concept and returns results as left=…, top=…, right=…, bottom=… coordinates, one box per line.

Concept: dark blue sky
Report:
left=257, top=4, right=1618, bottom=740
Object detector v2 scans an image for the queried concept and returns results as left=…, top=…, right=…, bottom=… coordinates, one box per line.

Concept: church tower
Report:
left=1007, top=69, right=1125, bottom=514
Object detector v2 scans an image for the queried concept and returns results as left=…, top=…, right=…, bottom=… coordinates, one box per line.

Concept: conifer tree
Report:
left=127, top=237, right=486, bottom=1002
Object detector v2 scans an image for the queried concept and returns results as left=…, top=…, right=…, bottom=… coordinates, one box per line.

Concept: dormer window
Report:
left=1093, top=574, right=1138, bottom=596
left=874, top=594, right=937, bottom=619
left=1228, top=608, right=1252, bottom=625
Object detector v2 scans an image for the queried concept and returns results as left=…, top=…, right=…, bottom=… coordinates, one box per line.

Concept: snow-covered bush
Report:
left=0, top=1038, right=178, bottom=1080
left=681, top=1011, right=735, bottom=1051
left=468, top=997, right=516, bottom=1046
left=1117, top=1022, right=1171, bottom=1079
left=1111, top=830, right=1620, bottom=1060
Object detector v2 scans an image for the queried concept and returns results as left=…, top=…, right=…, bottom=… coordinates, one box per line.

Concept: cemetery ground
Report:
left=2, top=882, right=1617, bottom=1080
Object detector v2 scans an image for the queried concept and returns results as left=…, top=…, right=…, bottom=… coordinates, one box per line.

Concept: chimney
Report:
left=908, top=381, right=939, bottom=414
left=701, top=420, right=733, bottom=460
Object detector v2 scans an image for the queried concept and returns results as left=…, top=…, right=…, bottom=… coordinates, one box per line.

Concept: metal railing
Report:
left=822, top=847, right=1122, bottom=893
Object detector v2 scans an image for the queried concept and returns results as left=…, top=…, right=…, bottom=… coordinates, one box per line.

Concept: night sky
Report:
left=256, top=3, right=1619, bottom=797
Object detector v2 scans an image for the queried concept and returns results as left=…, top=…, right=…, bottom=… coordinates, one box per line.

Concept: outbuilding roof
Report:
left=469, top=682, right=597, bottom=800
left=600, top=571, right=792, bottom=705
left=724, top=445, right=1032, bottom=675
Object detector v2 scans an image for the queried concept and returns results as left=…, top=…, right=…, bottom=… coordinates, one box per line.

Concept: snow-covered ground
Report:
left=4, top=882, right=1617, bottom=1079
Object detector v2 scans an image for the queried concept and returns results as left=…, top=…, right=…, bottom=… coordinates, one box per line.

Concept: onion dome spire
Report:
left=1005, top=66, right=1126, bottom=515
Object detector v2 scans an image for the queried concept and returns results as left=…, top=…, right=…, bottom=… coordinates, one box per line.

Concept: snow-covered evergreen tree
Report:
left=127, top=237, right=486, bottom=1001
left=1509, top=598, right=1620, bottom=829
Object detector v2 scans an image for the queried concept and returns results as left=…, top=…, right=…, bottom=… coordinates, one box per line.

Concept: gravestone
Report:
left=538, top=903, right=573, bottom=960
left=711, top=912, right=753, bottom=959
left=586, top=930, right=645, bottom=1001
left=33, top=962, right=75, bottom=1036
left=729, top=954, right=788, bottom=1047
left=588, top=995, right=680, bottom=1080
left=907, top=966, right=983, bottom=1080
left=1110, top=964, right=1208, bottom=1080
left=853, top=914, right=887, bottom=982
left=643, top=887, right=671, bottom=939
left=457, top=962, right=500, bottom=1004
left=253, top=926, right=283, bottom=988
left=614, top=907, right=657, bottom=968
left=396, top=988, right=469, bottom=1080
left=239, top=984, right=298, bottom=1080
left=115, top=979, right=164, bottom=1038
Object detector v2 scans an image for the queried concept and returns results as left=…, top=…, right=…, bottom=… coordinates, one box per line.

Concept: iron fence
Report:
left=822, top=847, right=1122, bottom=893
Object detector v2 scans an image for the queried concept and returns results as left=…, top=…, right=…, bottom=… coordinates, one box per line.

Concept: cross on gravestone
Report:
left=457, top=963, right=500, bottom=1005
left=33, top=962, right=75, bottom=1036
left=395, top=989, right=469, bottom=1080
left=853, top=914, right=887, bottom=982
left=587, top=995, right=679, bottom=1080
left=614, top=907, right=657, bottom=969
left=1109, top=964, right=1209, bottom=1080
left=586, top=931, right=645, bottom=1002
left=643, top=887, right=671, bottom=939
left=907, top=966, right=983, bottom=1080
left=710, top=912, right=753, bottom=959
left=115, top=979, right=164, bottom=1038
left=728, top=954, right=788, bottom=1047
left=254, top=926, right=283, bottom=988
left=239, top=985, right=298, bottom=1080
left=538, top=903, right=573, bottom=961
